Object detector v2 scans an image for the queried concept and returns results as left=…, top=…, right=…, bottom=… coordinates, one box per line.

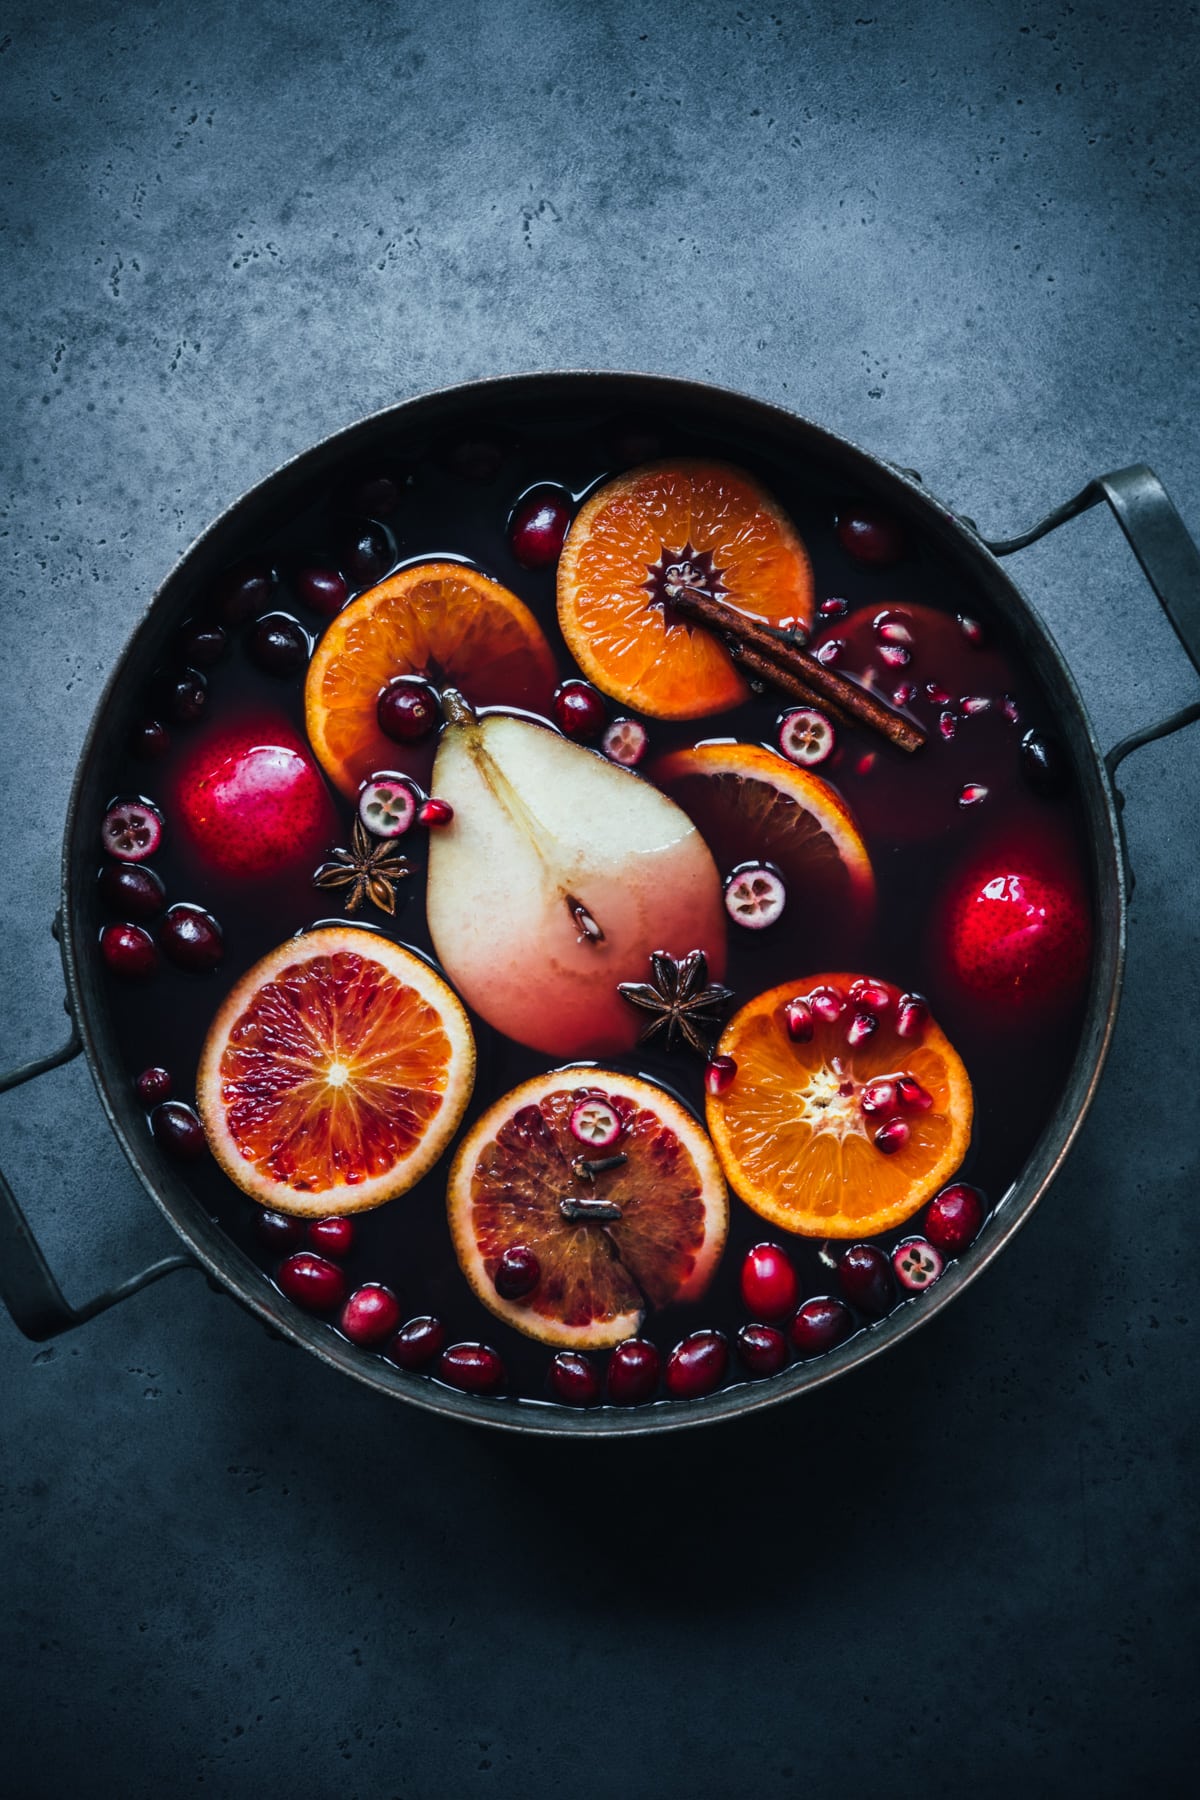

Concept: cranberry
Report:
left=494, top=1245, right=540, bottom=1300
left=150, top=1100, right=206, bottom=1161
left=665, top=1331, right=729, bottom=1400
left=101, top=800, right=162, bottom=862
left=418, top=797, right=454, bottom=828
left=169, top=669, right=207, bottom=724
left=254, top=1209, right=304, bottom=1253
left=724, top=864, right=787, bottom=930
left=159, top=903, right=225, bottom=972
left=277, top=1251, right=347, bottom=1313
left=451, top=439, right=503, bottom=483
left=740, top=1243, right=799, bottom=1320
left=549, top=1351, right=601, bottom=1406
left=295, top=565, right=349, bottom=617
left=892, top=1238, right=944, bottom=1292
left=308, top=1216, right=355, bottom=1258
left=836, top=507, right=905, bottom=566
left=704, top=1055, right=737, bottom=1097
left=601, top=718, right=648, bottom=766
left=377, top=676, right=441, bottom=743
left=135, top=1066, right=173, bottom=1105
left=130, top=719, right=170, bottom=761
left=1021, top=729, right=1069, bottom=798
left=790, top=1296, right=853, bottom=1356
left=100, top=922, right=157, bottom=979
left=438, top=1343, right=506, bottom=1394
left=509, top=485, right=571, bottom=568
left=250, top=613, right=309, bottom=677
left=341, top=519, right=394, bottom=587
left=925, top=1182, right=985, bottom=1255
left=607, top=1337, right=660, bottom=1405
left=736, top=1323, right=789, bottom=1378
left=349, top=472, right=402, bottom=516
left=553, top=679, right=606, bottom=740
left=340, top=1283, right=402, bottom=1347
left=388, top=1315, right=447, bottom=1370
left=180, top=622, right=227, bottom=666
left=216, top=560, right=276, bottom=625
left=359, top=775, right=418, bottom=838
left=838, top=1243, right=894, bottom=1317
left=98, top=862, right=165, bottom=920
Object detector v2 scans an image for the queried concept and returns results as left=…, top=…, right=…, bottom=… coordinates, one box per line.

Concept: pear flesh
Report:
left=426, top=710, right=727, bottom=1058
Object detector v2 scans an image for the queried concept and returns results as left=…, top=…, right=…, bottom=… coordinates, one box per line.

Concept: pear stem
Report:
left=441, top=687, right=476, bottom=727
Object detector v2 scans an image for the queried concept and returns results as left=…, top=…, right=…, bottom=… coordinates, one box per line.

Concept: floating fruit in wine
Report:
left=447, top=1070, right=728, bottom=1348
left=172, top=714, right=336, bottom=881
left=557, top=460, right=813, bottom=718
left=425, top=693, right=726, bottom=1057
left=197, top=927, right=475, bottom=1215
left=935, top=835, right=1091, bottom=1021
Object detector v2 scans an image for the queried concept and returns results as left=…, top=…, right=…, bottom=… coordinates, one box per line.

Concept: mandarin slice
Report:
left=557, top=460, right=814, bottom=719
left=305, top=561, right=558, bottom=797
left=447, top=1071, right=729, bottom=1348
left=705, top=975, right=972, bottom=1238
left=197, top=927, right=475, bottom=1216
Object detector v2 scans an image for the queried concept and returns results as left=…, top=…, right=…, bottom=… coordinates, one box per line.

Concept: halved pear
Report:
left=426, top=698, right=727, bottom=1058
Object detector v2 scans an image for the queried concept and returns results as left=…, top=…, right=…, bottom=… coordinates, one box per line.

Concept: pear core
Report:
left=426, top=712, right=727, bottom=1058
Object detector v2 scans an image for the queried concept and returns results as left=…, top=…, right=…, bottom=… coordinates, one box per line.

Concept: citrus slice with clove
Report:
left=447, top=1070, right=729, bottom=1348
left=557, top=460, right=814, bottom=719
left=704, top=975, right=972, bottom=1238
left=305, top=561, right=558, bottom=797
left=197, top=927, right=475, bottom=1216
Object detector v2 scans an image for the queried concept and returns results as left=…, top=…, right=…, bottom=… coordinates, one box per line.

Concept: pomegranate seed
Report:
left=724, top=864, right=787, bottom=930
left=959, top=783, right=989, bottom=807
left=438, top=1343, right=506, bottom=1394
left=1021, top=729, right=1068, bottom=797
left=960, top=695, right=991, bottom=716
left=859, top=1079, right=897, bottom=1116
left=896, top=993, right=929, bottom=1040
left=736, top=1323, right=789, bottom=1377
left=553, top=679, right=607, bottom=740
left=938, top=710, right=957, bottom=742
left=549, top=1351, right=601, bottom=1406
left=819, top=596, right=850, bottom=619
left=740, top=1243, right=799, bottom=1320
left=873, top=1117, right=910, bottom=1155
left=856, top=751, right=877, bottom=777
left=892, top=681, right=918, bottom=706
left=295, top=565, right=349, bottom=617
left=896, top=1075, right=933, bottom=1111
left=277, top=1251, right=347, bottom=1312
left=601, top=717, right=648, bottom=766
left=665, top=1330, right=729, bottom=1400
left=131, top=719, right=170, bottom=760
left=879, top=643, right=910, bottom=668
left=159, top=903, right=225, bottom=972
left=784, top=997, right=814, bottom=1041
left=959, top=614, right=985, bottom=646
left=809, top=985, right=846, bottom=1024
left=1000, top=695, right=1021, bottom=725
left=926, top=681, right=951, bottom=706
left=569, top=1096, right=622, bottom=1147
left=388, top=1315, right=447, bottom=1369
left=509, top=485, right=571, bottom=568
left=607, top=1338, right=660, bottom=1405
left=778, top=706, right=836, bottom=768
left=100, top=922, right=157, bottom=979
left=418, top=797, right=454, bottom=828
left=849, top=978, right=891, bottom=1013
left=838, top=1243, right=893, bottom=1316
left=815, top=638, right=844, bottom=666
left=892, top=1238, right=945, bottom=1292
left=790, top=1295, right=853, bottom=1355
left=705, top=1055, right=738, bottom=1097
left=377, top=677, right=441, bottom=743
left=135, top=1066, right=173, bottom=1105
left=836, top=508, right=905, bottom=565
left=102, top=800, right=163, bottom=863
left=359, top=775, right=419, bottom=838
left=875, top=614, right=913, bottom=646
left=925, top=1183, right=986, bottom=1254
left=308, top=1216, right=354, bottom=1258
left=847, top=1009, right=878, bottom=1047
left=494, top=1245, right=540, bottom=1300
left=254, top=1209, right=303, bottom=1252
left=340, top=1283, right=402, bottom=1347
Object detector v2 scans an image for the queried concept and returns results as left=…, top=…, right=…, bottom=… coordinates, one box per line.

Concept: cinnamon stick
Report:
left=726, top=642, right=854, bottom=727
left=671, top=586, right=925, bottom=754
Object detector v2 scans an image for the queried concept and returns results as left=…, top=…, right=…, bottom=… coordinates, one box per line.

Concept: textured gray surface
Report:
left=2, top=2, right=1198, bottom=1794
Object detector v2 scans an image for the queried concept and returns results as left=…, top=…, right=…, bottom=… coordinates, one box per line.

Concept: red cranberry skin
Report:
left=180, top=622, right=227, bottom=666
left=349, top=473, right=402, bottom=516
left=790, top=1296, right=853, bottom=1356
left=100, top=922, right=157, bottom=980
left=250, top=613, right=310, bottom=678
left=549, top=1351, right=602, bottom=1406
left=388, top=1315, right=447, bottom=1370
left=665, top=1330, right=729, bottom=1400
left=130, top=719, right=170, bottom=761
left=835, top=507, right=905, bottom=566
left=159, top=903, right=225, bottom=972
left=216, top=560, right=276, bottom=625
left=377, top=677, right=441, bottom=744
left=295, top=565, right=349, bottom=617
left=494, top=1245, right=540, bottom=1300
left=438, top=1343, right=506, bottom=1395
left=740, top=1243, right=799, bottom=1321
left=340, top=1284, right=402, bottom=1347
left=151, top=1101, right=206, bottom=1162
left=172, top=717, right=336, bottom=881
left=608, top=1338, right=660, bottom=1405
left=341, top=519, right=394, bottom=587
left=736, top=1323, right=789, bottom=1378
left=925, top=1183, right=986, bottom=1255
left=277, top=1252, right=347, bottom=1313
left=553, top=679, right=606, bottom=740
left=838, top=1243, right=894, bottom=1317
left=940, top=851, right=1091, bottom=1020
left=509, top=486, right=571, bottom=568
left=135, top=1066, right=173, bottom=1105
left=254, top=1209, right=304, bottom=1253
left=98, top=862, right=166, bottom=920
left=307, top=1216, right=354, bottom=1259
left=169, top=669, right=208, bottom=724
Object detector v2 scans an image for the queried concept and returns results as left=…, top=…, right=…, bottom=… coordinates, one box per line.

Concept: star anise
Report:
left=313, top=817, right=412, bottom=915
left=617, top=949, right=734, bottom=1056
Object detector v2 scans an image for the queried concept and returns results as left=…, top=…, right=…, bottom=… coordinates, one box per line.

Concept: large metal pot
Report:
left=3, top=372, right=1198, bottom=1435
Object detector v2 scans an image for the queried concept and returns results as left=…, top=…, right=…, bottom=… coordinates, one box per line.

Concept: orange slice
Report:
left=447, top=1070, right=728, bottom=1348
left=705, top=975, right=972, bottom=1238
left=305, top=561, right=557, bottom=797
left=557, top=460, right=813, bottom=719
left=655, top=740, right=875, bottom=937
left=197, top=927, right=475, bottom=1216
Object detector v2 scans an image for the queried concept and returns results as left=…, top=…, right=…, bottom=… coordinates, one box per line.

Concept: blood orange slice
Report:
left=557, top=460, right=813, bottom=719
left=305, top=561, right=558, bottom=797
left=447, top=1070, right=728, bottom=1348
left=197, top=927, right=475, bottom=1216
left=705, top=976, right=972, bottom=1238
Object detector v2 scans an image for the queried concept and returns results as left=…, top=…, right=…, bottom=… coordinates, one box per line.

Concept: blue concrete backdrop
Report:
left=2, top=2, right=1197, bottom=1794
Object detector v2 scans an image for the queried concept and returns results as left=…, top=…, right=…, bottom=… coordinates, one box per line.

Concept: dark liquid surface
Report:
left=96, top=405, right=1091, bottom=1408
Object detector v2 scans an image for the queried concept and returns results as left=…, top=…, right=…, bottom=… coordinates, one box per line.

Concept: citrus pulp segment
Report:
left=447, top=1070, right=729, bottom=1348
left=197, top=927, right=475, bottom=1216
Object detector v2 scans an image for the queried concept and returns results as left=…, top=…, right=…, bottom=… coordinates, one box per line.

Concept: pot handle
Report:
left=0, top=1015, right=198, bottom=1342
left=981, top=462, right=1200, bottom=773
